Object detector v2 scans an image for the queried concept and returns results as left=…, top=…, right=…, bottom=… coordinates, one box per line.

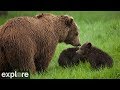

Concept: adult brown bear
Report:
left=0, top=13, right=80, bottom=73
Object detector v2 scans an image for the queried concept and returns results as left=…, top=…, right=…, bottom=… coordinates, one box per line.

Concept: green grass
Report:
left=0, top=11, right=120, bottom=79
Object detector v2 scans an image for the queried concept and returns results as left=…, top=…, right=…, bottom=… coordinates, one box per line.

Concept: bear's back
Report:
left=0, top=16, right=55, bottom=39
left=60, top=47, right=79, bottom=59
left=89, top=46, right=113, bottom=63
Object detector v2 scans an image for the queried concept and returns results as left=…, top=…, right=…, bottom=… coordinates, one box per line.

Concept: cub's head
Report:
left=76, top=42, right=92, bottom=56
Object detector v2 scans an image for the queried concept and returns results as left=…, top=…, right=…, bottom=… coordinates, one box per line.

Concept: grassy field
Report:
left=0, top=11, right=120, bottom=79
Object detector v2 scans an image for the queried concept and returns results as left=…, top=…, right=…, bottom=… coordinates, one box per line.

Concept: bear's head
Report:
left=35, top=13, right=80, bottom=46
left=58, top=15, right=80, bottom=46
left=76, top=42, right=92, bottom=56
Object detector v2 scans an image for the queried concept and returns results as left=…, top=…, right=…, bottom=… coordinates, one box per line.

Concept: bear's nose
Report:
left=76, top=50, right=79, bottom=53
left=77, top=43, right=81, bottom=46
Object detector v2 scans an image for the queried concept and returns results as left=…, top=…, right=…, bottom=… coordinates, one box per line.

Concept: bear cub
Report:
left=76, top=42, right=113, bottom=69
left=58, top=47, right=85, bottom=68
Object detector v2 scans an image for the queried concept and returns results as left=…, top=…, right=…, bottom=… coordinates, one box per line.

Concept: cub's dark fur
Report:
left=76, top=42, right=113, bottom=69
left=58, top=47, right=85, bottom=68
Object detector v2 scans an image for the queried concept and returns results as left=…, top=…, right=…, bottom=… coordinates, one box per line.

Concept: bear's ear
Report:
left=65, top=16, right=73, bottom=26
left=86, top=42, right=92, bottom=48
left=36, top=13, right=44, bottom=19
left=66, top=18, right=73, bottom=26
left=61, top=15, right=73, bottom=26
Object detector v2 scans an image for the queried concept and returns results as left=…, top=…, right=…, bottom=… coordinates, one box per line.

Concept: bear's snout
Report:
left=77, top=43, right=81, bottom=46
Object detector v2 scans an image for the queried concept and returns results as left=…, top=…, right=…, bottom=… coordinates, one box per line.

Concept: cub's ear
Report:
left=61, top=15, right=73, bottom=26
left=86, top=42, right=92, bottom=48
left=36, top=13, right=44, bottom=19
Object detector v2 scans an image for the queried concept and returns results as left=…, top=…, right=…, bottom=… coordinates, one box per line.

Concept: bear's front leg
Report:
left=35, top=50, right=55, bottom=73
left=89, top=60, right=98, bottom=69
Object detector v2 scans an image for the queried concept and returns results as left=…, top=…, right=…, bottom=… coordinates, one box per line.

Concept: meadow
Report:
left=0, top=11, right=120, bottom=79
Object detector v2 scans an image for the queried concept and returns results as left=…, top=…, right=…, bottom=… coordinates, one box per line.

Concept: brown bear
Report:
left=58, top=47, right=85, bottom=68
left=76, top=42, right=113, bottom=69
left=0, top=13, right=80, bottom=73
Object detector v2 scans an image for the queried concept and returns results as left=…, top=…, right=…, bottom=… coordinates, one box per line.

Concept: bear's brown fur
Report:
left=0, top=13, right=80, bottom=73
left=76, top=42, right=113, bottom=69
left=58, top=47, right=85, bottom=68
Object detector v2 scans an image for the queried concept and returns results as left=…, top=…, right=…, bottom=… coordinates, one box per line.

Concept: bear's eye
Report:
left=75, top=33, right=78, bottom=36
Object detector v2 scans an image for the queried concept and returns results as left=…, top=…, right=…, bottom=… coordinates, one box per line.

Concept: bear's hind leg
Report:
left=7, top=55, right=36, bottom=74
left=35, top=53, right=54, bottom=73
left=5, top=45, right=37, bottom=74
